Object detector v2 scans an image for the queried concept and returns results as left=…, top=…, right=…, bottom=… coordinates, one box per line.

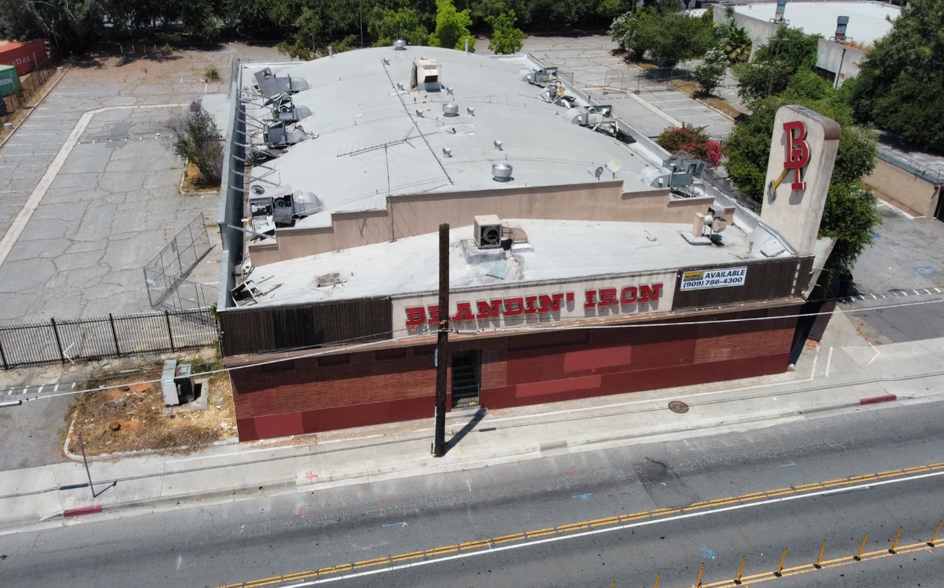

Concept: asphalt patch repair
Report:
left=63, top=364, right=236, bottom=457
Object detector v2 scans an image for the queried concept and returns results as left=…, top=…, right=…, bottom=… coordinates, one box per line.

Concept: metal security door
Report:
left=451, top=350, right=481, bottom=408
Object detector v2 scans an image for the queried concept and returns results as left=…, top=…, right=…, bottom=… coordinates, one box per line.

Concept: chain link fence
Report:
left=144, top=213, right=213, bottom=311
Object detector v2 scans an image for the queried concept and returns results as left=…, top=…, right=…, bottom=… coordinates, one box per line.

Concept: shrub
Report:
left=169, top=102, right=223, bottom=185
left=693, top=48, right=727, bottom=96
left=204, top=66, right=220, bottom=82
left=656, top=124, right=723, bottom=167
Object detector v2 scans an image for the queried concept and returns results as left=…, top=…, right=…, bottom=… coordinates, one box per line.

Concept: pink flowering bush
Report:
left=656, top=123, right=723, bottom=167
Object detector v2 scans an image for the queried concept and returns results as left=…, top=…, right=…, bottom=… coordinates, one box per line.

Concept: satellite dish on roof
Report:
left=589, top=164, right=605, bottom=180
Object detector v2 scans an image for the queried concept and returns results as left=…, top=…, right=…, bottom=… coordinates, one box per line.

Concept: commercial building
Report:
left=715, top=1, right=899, bottom=87
left=215, top=44, right=838, bottom=441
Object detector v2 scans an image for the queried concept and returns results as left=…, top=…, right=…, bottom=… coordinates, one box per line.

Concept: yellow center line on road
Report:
left=214, top=463, right=944, bottom=588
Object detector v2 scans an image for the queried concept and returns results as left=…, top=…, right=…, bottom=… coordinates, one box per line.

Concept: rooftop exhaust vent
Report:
left=772, top=0, right=789, bottom=23
left=416, top=109, right=424, bottom=117
left=467, top=107, right=475, bottom=116
left=443, top=103, right=459, bottom=117
left=833, top=16, right=850, bottom=41
left=383, top=58, right=390, bottom=65
left=492, top=163, right=513, bottom=182
left=446, top=87, right=455, bottom=95
left=394, top=39, right=407, bottom=50
left=494, top=140, right=503, bottom=151
left=443, top=147, right=452, bottom=158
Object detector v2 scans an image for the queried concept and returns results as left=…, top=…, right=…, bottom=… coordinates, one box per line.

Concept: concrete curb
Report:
left=26, top=399, right=873, bottom=525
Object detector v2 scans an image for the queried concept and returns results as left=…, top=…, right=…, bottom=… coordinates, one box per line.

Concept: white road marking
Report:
left=54, top=383, right=60, bottom=392
left=868, top=343, right=881, bottom=365
left=825, top=347, right=834, bottom=378
left=291, top=469, right=944, bottom=585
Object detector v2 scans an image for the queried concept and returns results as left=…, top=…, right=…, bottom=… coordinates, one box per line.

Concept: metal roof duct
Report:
left=443, top=103, right=459, bottom=117
left=492, top=163, right=513, bottom=182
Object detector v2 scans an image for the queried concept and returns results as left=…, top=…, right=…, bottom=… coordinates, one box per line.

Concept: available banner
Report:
left=680, top=267, right=747, bottom=291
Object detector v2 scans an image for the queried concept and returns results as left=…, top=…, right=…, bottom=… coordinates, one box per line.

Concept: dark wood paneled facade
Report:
left=220, top=298, right=392, bottom=356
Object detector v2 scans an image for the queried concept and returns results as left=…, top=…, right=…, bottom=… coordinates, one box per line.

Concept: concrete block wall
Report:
left=231, top=306, right=799, bottom=441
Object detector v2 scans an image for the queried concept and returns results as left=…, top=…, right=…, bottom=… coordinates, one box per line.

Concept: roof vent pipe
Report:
left=394, top=39, right=407, bottom=50
left=416, top=109, right=424, bottom=117
left=443, top=103, right=459, bottom=117
left=494, top=140, right=503, bottom=151
left=465, top=38, right=469, bottom=54
left=492, top=163, right=513, bottom=182
left=467, top=107, right=475, bottom=116
left=328, top=46, right=333, bottom=57
left=443, top=147, right=452, bottom=158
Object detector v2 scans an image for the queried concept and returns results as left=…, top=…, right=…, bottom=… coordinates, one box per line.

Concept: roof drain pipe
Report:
left=465, top=39, right=469, bottom=54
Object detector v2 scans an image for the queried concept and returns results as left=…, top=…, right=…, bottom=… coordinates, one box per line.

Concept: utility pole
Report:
left=433, top=223, right=449, bottom=457
left=359, top=0, right=364, bottom=49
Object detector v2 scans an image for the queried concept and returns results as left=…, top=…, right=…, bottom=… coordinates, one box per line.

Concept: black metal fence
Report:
left=0, top=58, right=61, bottom=126
left=0, top=308, right=219, bottom=370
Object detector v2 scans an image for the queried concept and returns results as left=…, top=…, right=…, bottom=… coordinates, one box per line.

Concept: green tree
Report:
left=429, top=0, right=475, bottom=51
left=487, top=10, right=526, bottom=54
left=723, top=71, right=880, bottom=280
left=169, top=102, right=224, bottom=185
left=844, top=0, right=944, bottom=148
left=608, top=8, right=653, bottom=61
left=368, top=7, right=430, bottom=47
left=693, top=47, right=726, bottom=95
left=720, top=24, right=751, bottom=64
left=608, top=2, right=713, bottom=68
left=733, top=25, right=819, bottom=107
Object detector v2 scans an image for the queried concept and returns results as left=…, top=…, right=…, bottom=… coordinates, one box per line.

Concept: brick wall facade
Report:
left=231, top=306, right=798, bottom=441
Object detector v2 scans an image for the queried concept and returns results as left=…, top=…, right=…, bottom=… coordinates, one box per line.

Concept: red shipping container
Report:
left=0, top=40, right=48, bottom=76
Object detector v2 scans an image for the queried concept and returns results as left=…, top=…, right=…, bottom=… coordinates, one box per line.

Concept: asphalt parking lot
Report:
left=846, top=203, right=944, bottom=344
left=0, top=45, right=281, bottom=325
left=497, top=35, right=735, bottom=140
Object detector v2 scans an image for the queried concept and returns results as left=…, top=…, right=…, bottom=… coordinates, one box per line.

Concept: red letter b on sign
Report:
left=783, top=121, right=810, bottom=190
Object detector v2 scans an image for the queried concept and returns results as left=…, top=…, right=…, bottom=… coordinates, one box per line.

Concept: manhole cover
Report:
left=668, top=401, right=689, bottom=414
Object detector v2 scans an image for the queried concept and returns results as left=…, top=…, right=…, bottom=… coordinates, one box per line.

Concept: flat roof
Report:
left=240, top=46, right=667, bottom=230
left=244, top=218, right=787, bottom=306
left=735, top=1, right=899, bottom=45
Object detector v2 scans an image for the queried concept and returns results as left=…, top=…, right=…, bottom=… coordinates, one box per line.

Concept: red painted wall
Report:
left=231, top=306, right=799, bottom=441
left=0, top=41, right=48, bottom=75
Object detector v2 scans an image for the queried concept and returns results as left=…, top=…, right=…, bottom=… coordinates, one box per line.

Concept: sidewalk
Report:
left=3, top=311, right=944, bottom=534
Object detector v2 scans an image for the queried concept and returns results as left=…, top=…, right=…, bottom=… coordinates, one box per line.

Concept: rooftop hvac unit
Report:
left=474, top=215, right=503, bottom=249
left=834, top=16, right=849, bottom=41
left=411, top=59, right=440, bottom=89
left=530, top=67, right=558, bottom=87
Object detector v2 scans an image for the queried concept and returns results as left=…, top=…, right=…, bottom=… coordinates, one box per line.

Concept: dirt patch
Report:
left=668, top=79, right=744, bottom=120
left=65, top=361, right=236, bottom=457
left=180, top=160, right=220, bottom=194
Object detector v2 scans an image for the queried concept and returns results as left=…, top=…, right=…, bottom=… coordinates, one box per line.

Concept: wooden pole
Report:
left=433, top=224, right=449, bottom=457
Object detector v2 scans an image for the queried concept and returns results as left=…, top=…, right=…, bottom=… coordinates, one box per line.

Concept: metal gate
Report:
left=451, top=350, right=481, bottom=408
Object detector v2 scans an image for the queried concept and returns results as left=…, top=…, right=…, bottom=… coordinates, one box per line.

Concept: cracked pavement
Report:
left=0, top=44, right=281, bottom=324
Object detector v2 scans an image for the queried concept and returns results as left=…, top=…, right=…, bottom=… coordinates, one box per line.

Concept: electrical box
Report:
left=161, top=359, right=179, bottom=405
left=175, top=363, right=195, bottom=403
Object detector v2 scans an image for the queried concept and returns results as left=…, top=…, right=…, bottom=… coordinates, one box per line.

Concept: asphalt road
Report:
left=1, top=401, right=943, bottom=588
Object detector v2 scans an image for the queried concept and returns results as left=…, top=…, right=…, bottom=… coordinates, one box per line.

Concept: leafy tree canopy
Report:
left=844, top=0, right=944, bottom=148
left=429, top=0, right=475, bottom=52
left=368, top=7, right=430, bottom=47
left=487, top=10, right=526, bottom=55
left=608, top=1, right=713, bottom=68
left=724, top=68, right=880, bottom=276
left=733, top=25, right=819, bottom=107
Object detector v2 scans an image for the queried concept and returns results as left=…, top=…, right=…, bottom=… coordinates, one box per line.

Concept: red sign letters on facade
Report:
left=404, top=284, right=664, bottom=326
left=783, top=120, right=810, bottom=190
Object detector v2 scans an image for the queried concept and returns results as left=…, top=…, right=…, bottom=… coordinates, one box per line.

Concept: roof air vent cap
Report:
left=492, top=163, right=513, bottom=182
left=394, top=39, right=407, bottom=50
left=443, top=103, right=459, bottom=117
